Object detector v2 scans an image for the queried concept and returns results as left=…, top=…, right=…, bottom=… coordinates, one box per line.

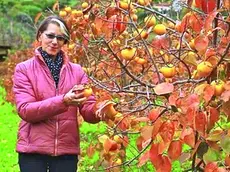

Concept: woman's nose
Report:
left=52, top=37, right=58, bottom=44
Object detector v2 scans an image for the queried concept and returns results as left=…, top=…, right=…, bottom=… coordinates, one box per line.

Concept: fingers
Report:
left=71, top=97, right=87, bottom=106
left=64, top=85, right=89, bottom=106
left=64, top=92, right=87, bottom=106
left=72, top=84, right=85, bottom=92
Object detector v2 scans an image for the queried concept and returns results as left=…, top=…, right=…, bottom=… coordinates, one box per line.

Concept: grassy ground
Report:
left=0, top=87, right=20, bottom=172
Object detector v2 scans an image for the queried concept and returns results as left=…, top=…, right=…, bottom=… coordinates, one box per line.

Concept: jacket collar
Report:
left=34, top=47, right=69, bottom=65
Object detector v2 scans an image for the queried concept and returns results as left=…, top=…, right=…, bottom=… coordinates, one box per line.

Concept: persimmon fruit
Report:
left=153, top=24, right=167, bottom=35
left=119, top=1, right=129, bottom=10
left=82, top=2, right=89, bottom=9
left=144, top=15, right=156, bottom=28
left=211, top=80, right=225, bottom=96
left=115, top=158, right=122, bottom=165
left=83, top=87, right=93, bottom=97
left=133, top=29, right=148, bottom=40
left=197, top=61, right=213, bottom=77
left=121, top=47, right=136, bottom=60
left=64, top=6, right=72, bottom=13
left=160, top=64, right=176, bottom=78
left=134, top=57, right=147, bottom=65
left=59, top=10, right=67, bottom=17
left=71, top=10, right=83, bottom=17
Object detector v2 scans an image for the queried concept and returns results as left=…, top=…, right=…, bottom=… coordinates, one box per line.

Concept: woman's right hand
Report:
left=63, top=85, right=87, bottom=106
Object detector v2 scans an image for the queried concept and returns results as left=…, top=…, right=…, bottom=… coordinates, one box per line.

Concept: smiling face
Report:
left=38, top=23, right=66, bottom=56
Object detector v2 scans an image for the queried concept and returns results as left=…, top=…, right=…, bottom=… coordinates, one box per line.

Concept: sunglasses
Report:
left=45, top=33, right=67, bottom=43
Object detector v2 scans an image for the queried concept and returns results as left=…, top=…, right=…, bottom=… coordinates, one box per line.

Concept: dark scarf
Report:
left=38, top=47, right=63, bottom=87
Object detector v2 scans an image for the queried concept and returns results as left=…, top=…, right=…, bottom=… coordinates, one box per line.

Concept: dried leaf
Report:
left=204, top=11, right=218, bottom=32
left=168, top=93, right=179, bottom=106
left=154, top=82, right=174, bottom=95
left=103, top=138, right=118, bottom=152
left=148, top=108, right=160, bottom=122
left=203, top=85, right=215, bottom=103
left=194, top=83, right=209, bottom=95
left=195, top=111, right=207, bottom=136
left=180, top=127, right=195, bottom=148
left=195, top=0, right=217, bottom=13
left=207, top=107, right=219, bottom=131
left=34, top=12, right=42, bottom=24
left=154, top=155, right=172, bottom=172
left=87, top=143, right=95, bottom=158
left=52, top=1, right=59, bottom=12
left=221, top=90, right=230, bottom=102
left=189, top=13, right=203, bottom=33
left=106, top=7, right=119, bottom=19
left=138, top=151, right=149, bottom=167
left=206, top=130, right=223, bottom=142
left=168, top=140, right=182, bottom=161
left=204, top=162, right=219, bottom=172
left=159, top=121, right=175, bottom=143
left=136, top=136, right=144, bottom=151
left=140, top=126, right=153, bottom=141
left=149, top=143, right=159, bottom=164
left=221, top=99, right=230, bottom=116
left=194, top=35, right=209, bottom=53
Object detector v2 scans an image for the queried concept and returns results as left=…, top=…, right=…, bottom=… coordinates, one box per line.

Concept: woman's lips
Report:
left=49, top=47, right=58, bottom=51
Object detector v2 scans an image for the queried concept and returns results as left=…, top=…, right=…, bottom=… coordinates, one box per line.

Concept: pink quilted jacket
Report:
left=13, top=48, right=100, bottom=156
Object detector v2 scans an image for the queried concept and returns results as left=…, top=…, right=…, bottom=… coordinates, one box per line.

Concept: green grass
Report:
left=0, top=87, right=20, bottom=172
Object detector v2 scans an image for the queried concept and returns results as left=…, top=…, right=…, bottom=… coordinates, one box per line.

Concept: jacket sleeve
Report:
left=78, top=67, right=100, bottom=124
left=13, top=63, right=69, bottom=123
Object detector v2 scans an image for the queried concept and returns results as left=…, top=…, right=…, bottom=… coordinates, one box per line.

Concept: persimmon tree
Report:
left=2, top=0, right=230, bottom=171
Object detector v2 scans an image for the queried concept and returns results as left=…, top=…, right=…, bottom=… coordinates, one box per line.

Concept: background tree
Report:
left=1, top=0, right=230, bottom=171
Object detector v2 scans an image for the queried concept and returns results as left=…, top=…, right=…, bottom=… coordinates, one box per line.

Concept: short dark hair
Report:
left=36, top=15, right=70, bottom=44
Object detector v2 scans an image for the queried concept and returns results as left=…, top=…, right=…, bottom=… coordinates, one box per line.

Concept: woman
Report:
left=13, top=15, right=100, bottom=172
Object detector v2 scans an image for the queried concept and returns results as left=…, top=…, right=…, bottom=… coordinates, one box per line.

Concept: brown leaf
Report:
left=149, top=143, right=159, bottom=164
left=204, top=162, right=219, bottom=172
left=221, top=90, right=230, bottom=102
left=159, top=121, right=175, bottom=143
left=106, top=7, right=119, bottom=19
left=195, top=111, right=207, bottom=137
left=207, top=106, right=219, bottom=131
left=136, top=136, right=144, bottom=151
left=154, top=155, right=172, bottom=172
left=152, top=73, right=164, bottom=84
left=148, top=108, right=160, bottom=122
left=204, top=11, right=218, bottom=32
left=154, top=82, right=174, bottom=95
left=189, top=13, right=203, bottom=33
left=138, top=151, right=149, bottom=167
left=195, top=0, right=217, bottom=14
left=87, top=143, right=95, bottom=158
left=180, top=127, right=195, bottom=148
left=168, top=140, right=182, bottom=161
left=224, top=81, right=230, bottom=91
left=103, top=138, right=118, bottom=152
left=168, top=93, right=179, bottom=106
left=34, top=12, right=42, bottom=24
left=52, top=1, right=59, bottom=12
left=140, top=126, right=153, bottom=141
left=179, top=152, right=191, bottom=164
left=203, top=85, right=215, bottom=103
left=221, top=99, right=230, bottom=117
left=194, top=35, right=209, bottom=53
left=194, top=83, right=209, bottom=95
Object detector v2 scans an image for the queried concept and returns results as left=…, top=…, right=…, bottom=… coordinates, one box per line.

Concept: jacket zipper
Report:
left=54, top=65, right=65, bottom=156
left=54, top=85, right=59, bottom=156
